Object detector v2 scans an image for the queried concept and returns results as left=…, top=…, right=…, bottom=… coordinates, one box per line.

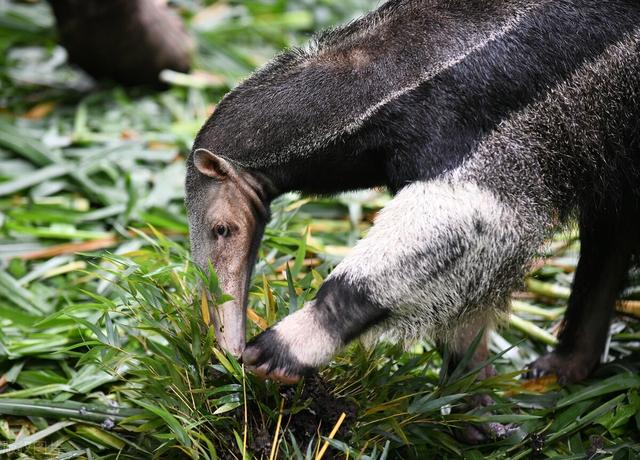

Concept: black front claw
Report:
left=242, top=329, right=314, bottom=384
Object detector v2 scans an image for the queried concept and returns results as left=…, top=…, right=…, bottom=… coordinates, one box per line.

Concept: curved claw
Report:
left=526, top=351, right=596, bottom=384
left=242, top=328, right=312, bottom=385
left=245, top=362, right=302, bottom=385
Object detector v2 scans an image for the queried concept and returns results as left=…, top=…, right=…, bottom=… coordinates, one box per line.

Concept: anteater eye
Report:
left=214, top=224, right=230, bottom=238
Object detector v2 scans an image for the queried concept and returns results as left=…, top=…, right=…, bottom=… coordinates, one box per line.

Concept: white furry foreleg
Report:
left=243, top=179, right=538, bottom=382
left=329, top=179, right=535, bottom=348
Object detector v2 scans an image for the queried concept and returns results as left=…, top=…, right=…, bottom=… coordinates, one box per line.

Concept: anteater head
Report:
left=185, top=147, right=272, bottom=357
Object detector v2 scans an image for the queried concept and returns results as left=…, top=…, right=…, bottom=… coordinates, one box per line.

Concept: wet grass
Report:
left=1, top=1, right=640, bottom=458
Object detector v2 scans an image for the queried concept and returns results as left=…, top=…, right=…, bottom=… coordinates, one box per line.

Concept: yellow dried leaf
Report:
left=247, top=308, right=268, bottom=330
left=201, top=290, right=211, bottom=325
left=23, top=101, right=56, bottom=120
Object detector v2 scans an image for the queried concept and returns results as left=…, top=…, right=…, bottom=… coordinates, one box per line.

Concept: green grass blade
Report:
left=0, top=421, right=74, bottom=455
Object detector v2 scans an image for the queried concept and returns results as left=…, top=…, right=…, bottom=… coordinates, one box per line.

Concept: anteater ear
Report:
left=193, top=148, right=233, bottom=181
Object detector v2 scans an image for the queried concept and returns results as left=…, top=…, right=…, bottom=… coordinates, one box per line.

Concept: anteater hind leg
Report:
left=444, top=319, right=495, bottom=381
left=527, top=206, right=634, bottom=384
left=443, top=321, right=514, bottom=444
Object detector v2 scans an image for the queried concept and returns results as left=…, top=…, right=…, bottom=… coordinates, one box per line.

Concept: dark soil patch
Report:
left=247, top=374, right=358, bottom=457
left=285, top=374, right=358, bottom=443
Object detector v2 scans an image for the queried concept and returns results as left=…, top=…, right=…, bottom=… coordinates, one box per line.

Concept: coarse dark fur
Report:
left=186, top=0, right=640, bottom=400
left=193, top=0, right=640, bottom=193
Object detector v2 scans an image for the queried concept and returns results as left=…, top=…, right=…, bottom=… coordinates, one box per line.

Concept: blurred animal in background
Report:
left=46, top=0, right=193, bottom=85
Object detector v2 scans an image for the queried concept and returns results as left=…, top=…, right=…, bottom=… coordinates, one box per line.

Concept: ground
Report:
left=0, top=1, right=640, bottom=458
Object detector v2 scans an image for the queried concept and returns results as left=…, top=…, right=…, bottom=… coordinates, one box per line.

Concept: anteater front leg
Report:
left=240, top=278, right=388, bottom=383
left=528, top=205, right=635, bottom=383
left=241, top=236, right=391, bottom=383
left=243, top=180, right=534, bottom=383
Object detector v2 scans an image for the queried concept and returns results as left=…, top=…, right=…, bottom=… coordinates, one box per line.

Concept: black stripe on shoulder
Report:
left=314, top=275, right=390, bottom=344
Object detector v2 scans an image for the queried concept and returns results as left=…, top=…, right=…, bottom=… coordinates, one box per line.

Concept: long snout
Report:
left=211, top=298, right=246, bottom=357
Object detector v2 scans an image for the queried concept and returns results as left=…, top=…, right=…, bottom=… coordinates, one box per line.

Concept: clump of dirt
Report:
left=284, top=374, right=358, bottom=443
left=244, top=374, right=358, bottom=456
left=247, top=425, right=272, bottom=458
